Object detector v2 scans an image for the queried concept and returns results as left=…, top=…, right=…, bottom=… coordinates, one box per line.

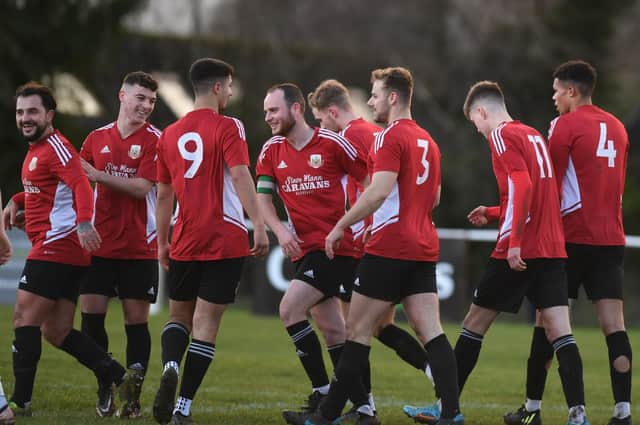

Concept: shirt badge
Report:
left=128, top=145, right=142, bottom=159
left=308, top=154, right=323, bottom=169
left=28, top=157, right=38, bottom=171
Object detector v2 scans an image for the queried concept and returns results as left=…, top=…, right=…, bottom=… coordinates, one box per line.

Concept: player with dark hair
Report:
left=78, top=71, right=160, bottom=418
left=152, top=58, right=269, bottom=425
left=2, top=81, right=137, bottom=418
left=406, top=80, right=589, bottom=425
left=504, top=60, right=630, bottom=425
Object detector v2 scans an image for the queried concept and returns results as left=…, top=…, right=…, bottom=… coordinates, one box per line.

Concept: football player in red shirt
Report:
left=409, top=81, right=588, bottom=425
left=505, top=61, right=631, bottom=425
left=257, top=83, right=370, bottom=421
left=152, top=58, right=269, bottom=425
left=2, top=82, right=136, bottom=417
left=78, top=71, right=160, bottom=418
left=307, top=79, right=434, bottom=409
left=291, top=67, right=461, bottom=425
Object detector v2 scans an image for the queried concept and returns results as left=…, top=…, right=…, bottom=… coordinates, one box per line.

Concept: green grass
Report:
left=0, top=302, right=638, bottom=424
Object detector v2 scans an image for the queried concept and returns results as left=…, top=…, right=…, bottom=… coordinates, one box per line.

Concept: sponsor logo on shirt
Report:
left=28, top=157, right=38, bottom=171
left=105, top=162, right=137, bottom=178
left=22, top=179, right=40, bottom=194
left=281, top=174, right=330, bottom=195
left=128, top=145, right=142, bottom=159
left=308, top=154, right=323, bottom=168
left=100, top=145, right=111, bottom=154
left=277, top=160, right=288, bottom=169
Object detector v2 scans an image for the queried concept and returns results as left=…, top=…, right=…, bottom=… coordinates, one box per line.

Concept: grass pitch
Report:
left=0, top=302, right=637, bottom=424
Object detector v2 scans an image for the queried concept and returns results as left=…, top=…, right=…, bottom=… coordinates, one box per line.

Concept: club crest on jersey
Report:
left=28, top=157, right=38, bottom=171
left=128, top=145, right=142, bottom=159
left=308, top=154, right=323, bottom=168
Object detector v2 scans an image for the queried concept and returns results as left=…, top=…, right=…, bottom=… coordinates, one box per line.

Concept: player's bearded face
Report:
left=16, top=95, right=52, bottom=143
left=218, top=76, right=234, bottom=111
left=264, top=90, right=296, bottom=137
left=274, top=109, right=296, bottom=136
left=368, top=81, right=391, bottom=124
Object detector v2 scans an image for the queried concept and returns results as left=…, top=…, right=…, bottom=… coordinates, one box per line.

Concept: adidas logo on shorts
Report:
left=19, top=275, right=27, bottom=284
left=303, top=269, right=315, bottom=279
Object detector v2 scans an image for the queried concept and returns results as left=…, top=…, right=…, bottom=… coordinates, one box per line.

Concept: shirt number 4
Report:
left=596, top=122, right=616, bottom=168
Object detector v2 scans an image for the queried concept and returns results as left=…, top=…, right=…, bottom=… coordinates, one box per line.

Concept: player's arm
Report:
left=467, top=205, right=500, bottom=226
left=325, top=170, right=397, bottom=259
left=3, top=192, right=25, bottom=231
left=80, top=158, right=153, bottom=199
left=495, top=134, right=532, bottom=271
left=156, top=182, right=174, bottom=271
left=53, top=148, right=101, bottom=252
left=256, top=189, right=302, bottom=258
left=547, top=117, right=571, bottom=197
left=229, top=165, right=269, bottom=258
left=0, top=191, right=13, bottom=265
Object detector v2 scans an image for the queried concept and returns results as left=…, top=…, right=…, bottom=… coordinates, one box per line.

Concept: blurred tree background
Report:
left=1, top=0, right=639, bottom=321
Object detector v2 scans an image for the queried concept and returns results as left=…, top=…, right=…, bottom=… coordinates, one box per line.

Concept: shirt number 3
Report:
left=416, top=138, right=430, bottom=185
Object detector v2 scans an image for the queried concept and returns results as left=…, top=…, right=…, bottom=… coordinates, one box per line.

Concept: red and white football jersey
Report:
left=19, top=130, right=94, bottom=266
left=157, top=109, right=250, bottom=261
left=256, top=128, right=368, bottom=260
left=80, top=122, right=160, bottom=259
left=340, top=118, right=381, bottom=253
left=548, top=105, right=628, bottom=246
left=489, top=121, right=566, bottom=259
left=365, top=119, right=441, bottom=261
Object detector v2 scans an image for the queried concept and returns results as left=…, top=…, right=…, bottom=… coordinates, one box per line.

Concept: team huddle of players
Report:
left=0, top=57, right=630, bottom=425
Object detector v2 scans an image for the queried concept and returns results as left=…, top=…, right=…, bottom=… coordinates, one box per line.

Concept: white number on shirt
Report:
left=596, top=122, right=616, bottom=168
left=416, top=138, right=430, bottom=185
left=527, top=135, right=553, bottom=179
left=177, top=132, right=203, bottom=178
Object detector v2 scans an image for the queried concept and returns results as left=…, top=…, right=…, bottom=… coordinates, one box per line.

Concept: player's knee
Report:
left=320, top=325, right=345, bottom=346
left=42, top=322, right=70, bottom=347
left=279, top=299, right=302, bottom=325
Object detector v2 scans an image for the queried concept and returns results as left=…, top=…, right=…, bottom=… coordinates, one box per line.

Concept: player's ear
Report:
left=212, top=80, right=221, bottom=95
left=329, top=106, right=339, bottom=119
left=118, top=89, right=125, bottom=103
left=388, top=90, right=398, bottom=105
left=45, top=109, right=55, bottom=123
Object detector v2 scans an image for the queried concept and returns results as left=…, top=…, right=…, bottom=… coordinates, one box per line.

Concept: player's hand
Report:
left=250, top=227, right=269, bottom=258
left=362, top=225, right=372, bottom=244
left=77, top=221, right=102, bottom=252
left=158, top=241, right=170, bottom=271
left=325, top=225, right=345, bottom=260
left=467, top=205, right=489, bottom=227
left=0, top=232, right=12, bottom=265
left=3, top=199, right=20, bottom=231
left=277, top=230, right=303, bottom=258
left=507, top=247, right=526, bottom=271
left=80, top=158, right=102, bottom=183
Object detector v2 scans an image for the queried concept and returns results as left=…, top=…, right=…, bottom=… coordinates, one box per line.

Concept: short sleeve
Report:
left=156, top=133, right=172, bottom=184
left=222, top=118, right=250, bottom=169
